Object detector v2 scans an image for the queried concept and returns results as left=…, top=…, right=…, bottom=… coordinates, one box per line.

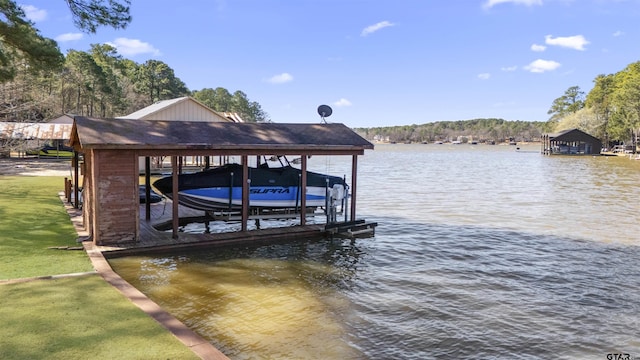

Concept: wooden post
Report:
left=171, top=156, right=179, bottom=239
left=145, top=156, right=151, bottom=221
left=64, top=177, right=71, bottom=202
left=300, top=155, right=307, bottom=226
left=73, top=152, right=80, bottom=209
left=350, top=155, right=358, bottom=222
left=68, top=178, right=73, bottom=203
left=241, top=155, right=249, bottom=231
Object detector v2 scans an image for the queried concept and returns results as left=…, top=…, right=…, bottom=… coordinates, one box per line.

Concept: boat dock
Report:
left=325, top=219, right=378, bottom=238
left=66, top=196, right=375, bottom=258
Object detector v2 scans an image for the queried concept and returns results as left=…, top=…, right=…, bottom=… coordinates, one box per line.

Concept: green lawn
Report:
left=0, top=176, right=92, bottom=279
left=0, top=275, right=199, bottom=360
left=0, top=175, right=199, bottom=360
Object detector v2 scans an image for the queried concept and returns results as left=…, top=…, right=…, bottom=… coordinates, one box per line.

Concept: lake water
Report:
left=109, top=144, right=640, bottom=359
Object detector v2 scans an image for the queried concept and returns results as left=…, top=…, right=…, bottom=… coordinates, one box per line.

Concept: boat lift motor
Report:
left=327, top=183, right=345, bottom=223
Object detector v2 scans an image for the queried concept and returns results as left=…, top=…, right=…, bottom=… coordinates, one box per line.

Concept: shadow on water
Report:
left=110, top=214, right=640, bottom=359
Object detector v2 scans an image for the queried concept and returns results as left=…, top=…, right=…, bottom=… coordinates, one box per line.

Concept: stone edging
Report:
left=64, top=194, right=229, bottom=360
left=82, top=241, right=229, bottom=360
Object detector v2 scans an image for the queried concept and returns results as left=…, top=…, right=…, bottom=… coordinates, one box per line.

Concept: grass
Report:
left=0, top=275, right=199, bottom=360
left=0, top=175, right=199, bottom=360
left=0, top=176, right=92, bottom=279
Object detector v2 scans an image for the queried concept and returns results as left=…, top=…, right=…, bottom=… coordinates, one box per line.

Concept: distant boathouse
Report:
left=541, top=128, right=602, bottom=155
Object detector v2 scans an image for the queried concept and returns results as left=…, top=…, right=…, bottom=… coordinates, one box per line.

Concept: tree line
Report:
left=0, top=1, right=269, bottom=123
left=353, top=118, right=548, bottom=144
left=547, top=62, right=640, bottom=148
left=2, top=1, right=639, bottom=147
left=355, top=59, right=640, bottom=147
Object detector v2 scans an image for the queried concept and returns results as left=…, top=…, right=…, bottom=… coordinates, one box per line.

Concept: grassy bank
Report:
left=0, top=275, right=199, bottom=359
left=0, top=175, right=199, bottom=359
left=0, top=176, right=92, bottom=279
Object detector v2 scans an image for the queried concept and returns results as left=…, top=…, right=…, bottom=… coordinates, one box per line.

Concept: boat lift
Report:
left=191, top=175, right=377, bottom=238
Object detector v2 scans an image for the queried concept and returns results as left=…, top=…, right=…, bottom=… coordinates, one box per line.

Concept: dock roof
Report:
left=545, top=128, right=601, bottom=143
left=70, top=116, right=373, bottom=155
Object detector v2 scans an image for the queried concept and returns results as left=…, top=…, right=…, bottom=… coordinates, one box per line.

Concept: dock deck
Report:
left=64, top=196, right=375, bottom=258
left=65, top=196, right=327, bottom=257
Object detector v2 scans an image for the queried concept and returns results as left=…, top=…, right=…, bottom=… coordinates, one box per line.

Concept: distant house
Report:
left=0, top=120, right=73, bottom=157
left=542, top=128, right=602, bottom=155
left=0, top=121, right=72, bottom=141
left=117, top=96, right=245, bottom=170
left=117, top=96, right=241, bottom=122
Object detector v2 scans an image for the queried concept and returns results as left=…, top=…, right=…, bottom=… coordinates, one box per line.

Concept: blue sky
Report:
left=19, top=0, right=640, bottom=127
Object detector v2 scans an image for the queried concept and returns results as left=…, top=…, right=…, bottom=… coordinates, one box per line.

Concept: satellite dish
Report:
left=317, top=105, right=332, bottom=123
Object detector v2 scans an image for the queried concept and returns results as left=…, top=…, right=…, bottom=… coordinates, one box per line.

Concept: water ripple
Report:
left=109, top=145, right=640, bottom=359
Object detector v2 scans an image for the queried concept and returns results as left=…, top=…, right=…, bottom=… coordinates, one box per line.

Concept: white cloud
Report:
left=477, top=73, right=491, bottom=80
left=613, top=30, right=624, bottom=37
left=483, top=0, right=542, bottom=9
left=531, top=44, right=546, bottom=52
left=361, top=21, right=395, bottom=37
left=524, top=59, right=561, bottom=73
left=21, top=5, right=47, bottom=22
left=334, top=98, right=352, bottom=107
left=501, top=65, right=518, bottom=72
left=545, top=34, right=589, bottom=50
left=266, top=73, right=293, bottom=84
left=55, top=33, right=83, bottom=42
left=106, top=38, right=161, bottom=56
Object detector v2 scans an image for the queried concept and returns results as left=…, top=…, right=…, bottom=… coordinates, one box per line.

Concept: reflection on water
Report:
left=110, top=144, right=640, bottom=359
left=112, top=240, right=367, bottom=359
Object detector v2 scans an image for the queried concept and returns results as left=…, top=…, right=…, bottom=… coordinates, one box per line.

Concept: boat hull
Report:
left=164, top=185, right=334, bottom=211
left=153, top=164, right=346, bottom=211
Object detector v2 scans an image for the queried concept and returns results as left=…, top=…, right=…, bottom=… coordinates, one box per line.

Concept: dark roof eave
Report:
left=71, top=116, right=374, bottom=153
left=78, top=144, right=371, bottom=156
left=80, top=144, right=371, bottom=149
left=544, top=128, right=601, bottom=143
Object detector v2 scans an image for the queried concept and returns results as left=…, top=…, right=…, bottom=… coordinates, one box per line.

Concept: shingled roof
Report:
left=546, top=128, right=600, bottom=142
left=70, top=116, right=373, bottom=154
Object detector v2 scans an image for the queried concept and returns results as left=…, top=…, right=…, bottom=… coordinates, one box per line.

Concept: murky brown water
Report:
left=110, top=144, right=640, bottom=359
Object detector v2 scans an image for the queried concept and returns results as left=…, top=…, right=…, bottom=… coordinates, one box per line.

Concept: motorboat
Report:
left=152, top=162, right=347, bottom=212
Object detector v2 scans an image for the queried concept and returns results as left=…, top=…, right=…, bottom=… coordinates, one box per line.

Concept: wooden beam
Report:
left=241, top=155, right=249, bottom=232
left=300, top=155, right=307, bottom=226
left=134, top=148, right=365, bottom=157
left=171, top=156, right=179, bottom=239
left=145, top=156, right=151, bottom=221
left=350, top=155, right=358, bottom=221
left=73, top=152, right=80, bottom=209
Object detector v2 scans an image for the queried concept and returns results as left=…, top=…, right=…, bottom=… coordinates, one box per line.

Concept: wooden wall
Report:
left=89, top=150, right=139, bottom=245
